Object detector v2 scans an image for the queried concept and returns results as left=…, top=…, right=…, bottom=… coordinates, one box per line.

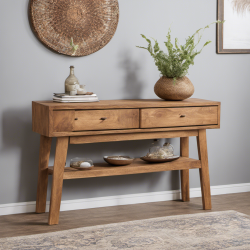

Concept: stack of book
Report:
left=53, top=93, right=99, bottom=103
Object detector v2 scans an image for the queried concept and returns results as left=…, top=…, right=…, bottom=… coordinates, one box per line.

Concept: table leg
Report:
left=48, top=137, right=69, bottom=225
left=36, top=135, right=52, bottom=213
left=180, top=137, right=190, bottom=201
left=197, top=129, right=212, bottom=210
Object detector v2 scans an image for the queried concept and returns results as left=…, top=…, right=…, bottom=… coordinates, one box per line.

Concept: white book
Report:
left=53, top=98, right=99, bottom=103
left=54, top=93, right=97, bottom=98
left=53, top=96, right=98, bottom=101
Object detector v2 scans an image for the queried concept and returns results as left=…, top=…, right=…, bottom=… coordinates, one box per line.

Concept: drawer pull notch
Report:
left=100, top=117, right=107, bottom=120
left=180, top=115, right=186, bottom=118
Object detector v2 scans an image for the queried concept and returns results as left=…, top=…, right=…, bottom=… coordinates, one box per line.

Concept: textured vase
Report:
left=154, top=76, right=194, bottom=101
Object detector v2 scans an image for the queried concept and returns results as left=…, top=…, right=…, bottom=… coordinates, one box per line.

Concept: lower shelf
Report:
left=48, top=157, right=201, bottom=180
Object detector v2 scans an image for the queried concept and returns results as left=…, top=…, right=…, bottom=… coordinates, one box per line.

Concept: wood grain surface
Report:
left=52, top=125, right=220, bottom=137
left=140, top=106, right=218, bottom=128
left=74, top=109, right=139, bottom=131
left=70, top=130, right=199, bottom=144
left=197, top=130, right=211, bottom=210
left=48, top=137, right=69, bottom=225
left=53, top=111, right=75, bottom=132
left=48, top=157, right=201, bottom=179
left=33, top=99, right=221, bottom=110
left=32, top=102, right=50, bottom=136
left=31, top=99, right=220, bottom=225
left=180, top=137, right=190, bottom=202
left=36, top=135, right=52, bottom=213
left=32, top=99, right=221, bottom=137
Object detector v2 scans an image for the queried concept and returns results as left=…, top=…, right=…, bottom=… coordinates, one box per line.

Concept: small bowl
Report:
left=140, top=155, right=180, bottom=163
left=103, top=156, right=134, bottom=166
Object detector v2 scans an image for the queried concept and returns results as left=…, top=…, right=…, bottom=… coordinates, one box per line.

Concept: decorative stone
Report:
left=80, top=162, right=92, bottom=168
left=70, top=157, right=94, bottom=170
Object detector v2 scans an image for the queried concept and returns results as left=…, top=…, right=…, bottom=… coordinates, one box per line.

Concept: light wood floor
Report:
left=0, top=192, right=249, bottom=238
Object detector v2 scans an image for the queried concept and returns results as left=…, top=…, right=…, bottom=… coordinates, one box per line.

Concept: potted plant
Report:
left=137, top=21, right=223, bottom=101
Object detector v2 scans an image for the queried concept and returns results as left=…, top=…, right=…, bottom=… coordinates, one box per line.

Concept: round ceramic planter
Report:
left=154, top=76, right=194, bottom=101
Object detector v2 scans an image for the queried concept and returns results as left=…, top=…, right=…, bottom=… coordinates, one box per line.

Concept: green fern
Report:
left=137, top=21, right=224, bottom=81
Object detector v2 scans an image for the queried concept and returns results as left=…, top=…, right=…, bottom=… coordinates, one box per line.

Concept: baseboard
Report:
left=0, top=183, right=250, bottom=216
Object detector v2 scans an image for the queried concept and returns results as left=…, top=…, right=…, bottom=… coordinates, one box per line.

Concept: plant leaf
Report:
left=136, top=20, right=221, bottom=79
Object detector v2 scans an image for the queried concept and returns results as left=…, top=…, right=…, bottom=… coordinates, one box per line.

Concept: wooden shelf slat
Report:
left=69, top=130, right=198, bottom=144
left=48, top=157, right=201, bottom=180
left=53, top=125, right=219, bottom=137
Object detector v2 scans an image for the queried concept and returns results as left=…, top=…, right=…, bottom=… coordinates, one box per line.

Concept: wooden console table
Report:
left=32, top=98, right=220, bottom=225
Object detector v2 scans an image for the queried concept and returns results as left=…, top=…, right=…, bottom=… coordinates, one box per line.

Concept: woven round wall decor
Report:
left=29, top=0, right=119, bottom=57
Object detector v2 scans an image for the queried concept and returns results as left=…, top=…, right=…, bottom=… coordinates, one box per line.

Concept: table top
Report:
left=33, top=98, right=220, bottom=110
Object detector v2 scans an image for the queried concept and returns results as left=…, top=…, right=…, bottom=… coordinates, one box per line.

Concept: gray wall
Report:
left=0, top=0, right=250, bottom=205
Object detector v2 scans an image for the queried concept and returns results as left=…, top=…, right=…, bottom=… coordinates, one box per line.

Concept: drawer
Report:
left=140, top=106, right=218, bottom=128
left=53, top=109, right=140, bottom=132
left=74, top=109, right=139, bottom=131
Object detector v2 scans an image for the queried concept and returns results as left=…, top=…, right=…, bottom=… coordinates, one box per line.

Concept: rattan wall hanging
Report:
left=29, top=0, right=119, bottom=57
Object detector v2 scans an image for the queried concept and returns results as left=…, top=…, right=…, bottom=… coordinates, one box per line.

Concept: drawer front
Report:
left=140, top=106, right=218, bottom=128
left=53, top=110, right=75, bottom=132
left=74, top=109, right=139, bottom=131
